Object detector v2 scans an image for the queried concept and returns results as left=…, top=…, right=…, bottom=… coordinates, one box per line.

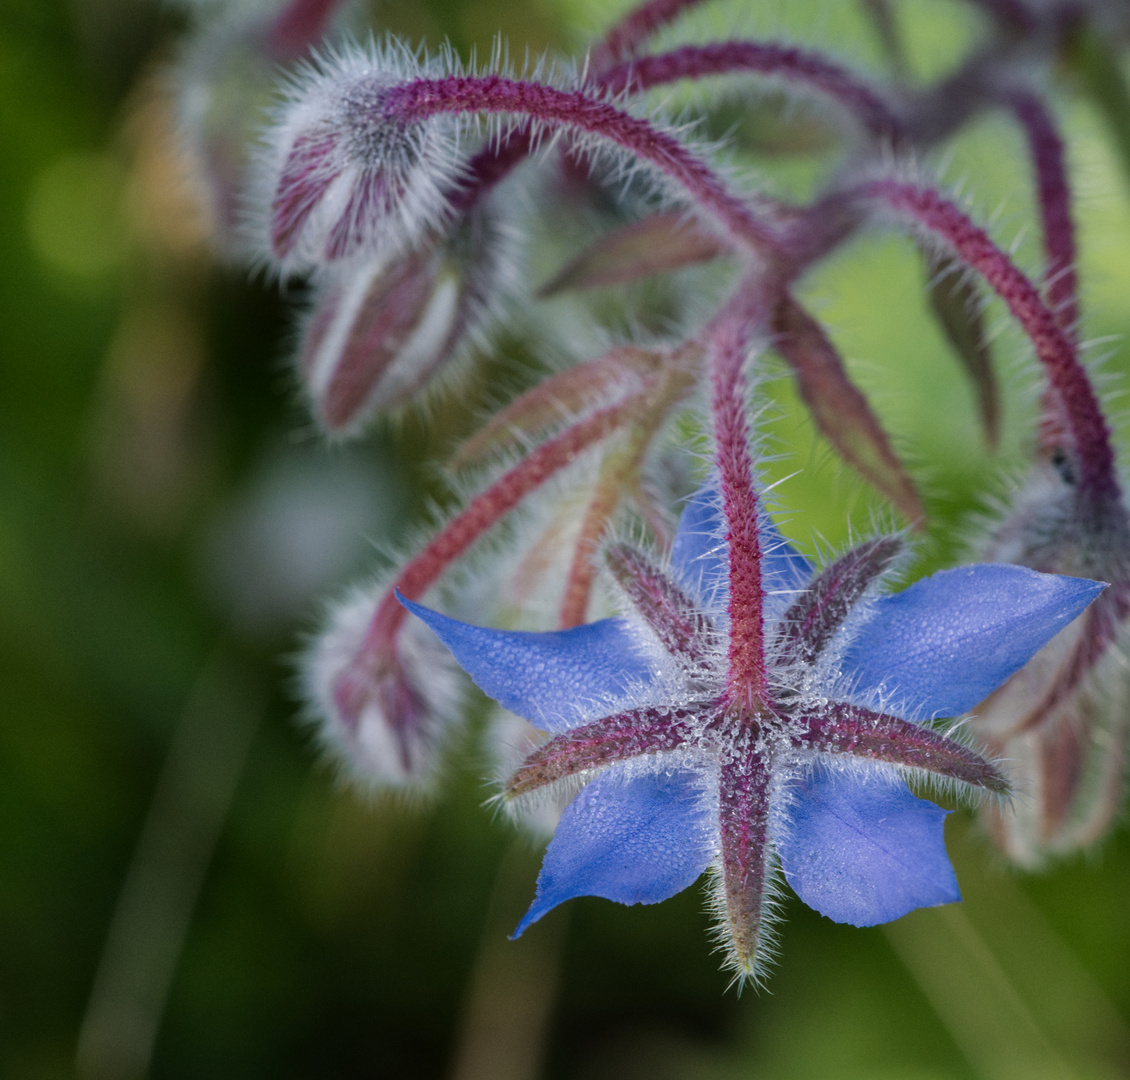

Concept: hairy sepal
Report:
left=303, top=582, right=463, bottom=791
left=537, top=211, right=727, bottom=295
left=254, top=39, right=467, bottom=275
left=771, top=297, right=925, bottom=526
left=922, top=246, right=999, bottom=447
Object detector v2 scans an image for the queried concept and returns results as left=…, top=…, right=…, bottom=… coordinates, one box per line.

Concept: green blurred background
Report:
left=1, top=0, right=1128, bottom=1077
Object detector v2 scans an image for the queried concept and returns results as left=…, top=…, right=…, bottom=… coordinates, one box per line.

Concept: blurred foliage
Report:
left=0, top=0, right=1128, bottom=1078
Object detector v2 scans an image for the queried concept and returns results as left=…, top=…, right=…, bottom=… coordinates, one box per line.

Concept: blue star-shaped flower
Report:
left=402, top=483, right=1103, bottom=981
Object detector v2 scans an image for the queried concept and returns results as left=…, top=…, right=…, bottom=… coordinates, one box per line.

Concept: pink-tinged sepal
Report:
left=270, top=126, right=348, bottom=259
left=604, top=542, right=716, bottom=671
left=256, top=44, right=465, bottom=274
left=923, top=247, right=999, bottom=446
left=174, top=0, right=351, bottom=250
left=716, top=748, right=776, bottom=980
left=298, top=205, right=512, bottom=433
left=303, top=586, right=463, bottom=790
left=774, top=535, right=902, bottom=667
left=771, top=297, right=925, bottom=525
left=537, top=212, right=726, bottom=295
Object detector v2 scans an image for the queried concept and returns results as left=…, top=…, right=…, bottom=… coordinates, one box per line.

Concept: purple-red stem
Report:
left=709, top=315, right=768, bottom=708
left=864, top=179, right=1117, bottom=503
left=359, top=396, right=644, bottom=658
left=1008, top=90, right=1079, bottom=335
left=386, top=75, right=779, bottom=253
left=600, top=42, right=903, bottom=140
left=595, top=0, right=712, bottom=66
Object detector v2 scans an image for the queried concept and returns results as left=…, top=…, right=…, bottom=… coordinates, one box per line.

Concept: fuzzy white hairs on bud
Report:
left=251, top=37, right=469, bottom=276
left=302, top=580, right=464, bottom=792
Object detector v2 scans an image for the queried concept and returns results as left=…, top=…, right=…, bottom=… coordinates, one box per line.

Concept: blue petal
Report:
left=840, top=564, right=1106, bottom=719
left=670, top=482, right=812, bottom=613
left=514, top=764, right=714, bottom=936
left=778, top=766, right=958, bottom=926
left=399, top=597, right=658, bottom=731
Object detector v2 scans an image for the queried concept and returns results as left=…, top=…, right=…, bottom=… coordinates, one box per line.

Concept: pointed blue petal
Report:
left=513, top=764, right=714, bottom=936
left=778, top=766, right=959, bottom=926
left=670, top=482, right=812, bottom=613
left=400, top=597, right=658, bottom=732
left=840, top=564, right=1106, bottom=719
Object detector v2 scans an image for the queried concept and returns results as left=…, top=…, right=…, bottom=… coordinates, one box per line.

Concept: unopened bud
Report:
left=971, top=462, right=1130, bottom=864
left=298, top=205, right=513, bottom=433
left=257, top=43, right=463, bottom=273
left=175, top=0, right=349, bottom=251
left=303, top=585, right=462, bottom=790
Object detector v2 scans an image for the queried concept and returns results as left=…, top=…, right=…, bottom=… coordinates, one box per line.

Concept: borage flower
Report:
left=402, top=482, right=1103, bottom=983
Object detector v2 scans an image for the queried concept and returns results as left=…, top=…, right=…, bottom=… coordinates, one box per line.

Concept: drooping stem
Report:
left=599, top=42, right=903, bottom=140
left=863, top=179, right=1118, bottom=503
left=558, top=358, right=699, bottom=627
left=357, top=395, right=646, bottom=660
left=1007, top=90, right=1078, bottom=335
left=708, top=295, right=768, bottom=707
left=384, top=75, right=780, bottom=254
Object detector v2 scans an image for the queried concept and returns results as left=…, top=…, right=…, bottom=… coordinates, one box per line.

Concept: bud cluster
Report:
left=172, top=0, right=1130, bottom=981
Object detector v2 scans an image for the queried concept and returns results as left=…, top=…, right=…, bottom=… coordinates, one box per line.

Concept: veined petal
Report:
left=778, top=766, right=958, bottom=926
left=513, top=764, right=714, bottom=936
left=671, top=482, right=811, bottom=613
left=399, top=597, right=658, bottom=731
left=839, top=565, right=1106, bottom=719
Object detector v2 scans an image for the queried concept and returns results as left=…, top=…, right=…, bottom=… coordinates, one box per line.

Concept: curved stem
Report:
left=595, top=0, right=712, bottom=66
left=360, top=394, right=647, bottom=659
left=1007, top=90, right=1078, bottom=336
left=599, top=42, right=903, bottom=139
left=386, top=75, right=779, bottom=254
left=863, top=179, right=1118, bottom=503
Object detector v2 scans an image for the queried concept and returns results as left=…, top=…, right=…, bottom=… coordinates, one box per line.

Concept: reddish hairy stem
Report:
left=558, top=459, right=633, bottom=628
left=386, top=75, right=780, bottom=254
left=599, top=42, right=903, bottom=139
left=1008, top=90, right=1079, bottom=335
left=595, top=0, right=712, bottom=65
left=864, top=180, right=1118, bottom=502
left=709, top=316, right=768, bottom=707
left=359, top=396, right=645, bottom=657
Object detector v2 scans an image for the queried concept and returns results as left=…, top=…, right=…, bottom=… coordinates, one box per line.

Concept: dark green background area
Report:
left=0, top=0, right=1127, bottom=1077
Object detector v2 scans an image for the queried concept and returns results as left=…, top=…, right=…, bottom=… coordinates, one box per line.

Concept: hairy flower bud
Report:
left=297, top=204, right=513, bottom=432
left=256, top=42, right=465, bottom=273
left=303, top=583, right=463, bottom=790
left=971, top=461, right=1130, bottom=864
left=176, top=0, right=349, bottom=251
